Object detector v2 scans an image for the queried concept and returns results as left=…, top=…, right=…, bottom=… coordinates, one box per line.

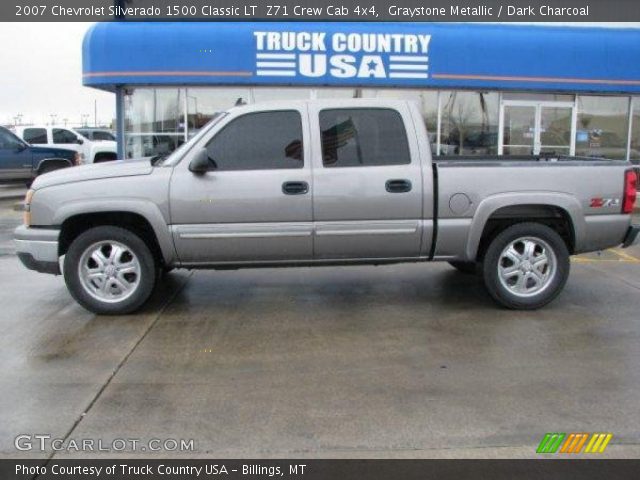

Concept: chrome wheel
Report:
left=78, top=240, right=141, bottom=303
left=497, top=237, right=556, bottom=298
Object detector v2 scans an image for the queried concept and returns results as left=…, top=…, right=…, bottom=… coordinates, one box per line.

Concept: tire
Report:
left=38, top=162, right=70, bottom=176
left=481, top=222, right=570, bottom=310
left=448, top=261, right=478, bottom=275
left=162, top=266, right=175, bottom=276
left=63, top=226, right=158, bottom=315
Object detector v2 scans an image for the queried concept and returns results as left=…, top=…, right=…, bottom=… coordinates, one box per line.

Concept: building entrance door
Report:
left=499, top=100, right=575, bottom=156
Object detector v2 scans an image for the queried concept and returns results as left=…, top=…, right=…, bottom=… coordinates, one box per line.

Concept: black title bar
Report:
left=4, top=0, right=640, bottom=22
left=2, top=459, right=640, bottom=480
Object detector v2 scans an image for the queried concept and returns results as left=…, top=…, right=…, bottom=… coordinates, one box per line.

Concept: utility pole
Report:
left=49, top=114, right=57, bottom=125
left=94, top=99, right=98, bottom=127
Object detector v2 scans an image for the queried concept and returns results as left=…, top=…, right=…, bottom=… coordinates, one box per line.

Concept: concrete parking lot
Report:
left=0, top=195, right=639, bottom=459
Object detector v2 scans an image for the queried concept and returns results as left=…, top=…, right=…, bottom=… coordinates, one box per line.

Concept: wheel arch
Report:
left=35, top=158, right=73, bottom=174
left=466, top=193, right=584, bottom=261
left=55, top=202, right=177, bottom=266
left=93, top=152, right=118, bottom=163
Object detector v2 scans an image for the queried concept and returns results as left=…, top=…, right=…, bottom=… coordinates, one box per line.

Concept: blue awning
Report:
left=83, top=22, right=640, bottom=94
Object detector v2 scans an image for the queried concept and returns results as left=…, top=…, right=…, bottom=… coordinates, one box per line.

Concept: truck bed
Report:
left=435, top=154, right=630, bottom=167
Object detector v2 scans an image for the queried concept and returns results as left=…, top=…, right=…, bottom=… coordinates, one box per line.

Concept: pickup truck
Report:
left=13, top=125, right=118, bottom=164
left=14, top=99, right=639, bottom=315
left=0, top=126, right=78, bottom=184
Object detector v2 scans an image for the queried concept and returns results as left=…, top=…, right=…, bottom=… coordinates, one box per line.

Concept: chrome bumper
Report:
left=14, top=225, right=61, bottom=274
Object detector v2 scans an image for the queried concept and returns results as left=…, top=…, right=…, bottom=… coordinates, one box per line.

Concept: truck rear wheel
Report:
left=482, top=223, right=570, bottom=310
left=63, top=226, right=157, bottom=315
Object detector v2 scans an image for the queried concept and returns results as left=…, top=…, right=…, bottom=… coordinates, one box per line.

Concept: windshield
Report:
left=0, top=126, right=27, bottom=148
left=158, top=112, right=227, bottom=166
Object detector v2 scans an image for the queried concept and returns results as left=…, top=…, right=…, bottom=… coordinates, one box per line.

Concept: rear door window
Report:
left=53, top=128, right=78, bottom=144
left=319, top=108, right=411, bottom=167
left=23, top=128, right=48, bottom=144
left=93, top=131, right=116, bottom=141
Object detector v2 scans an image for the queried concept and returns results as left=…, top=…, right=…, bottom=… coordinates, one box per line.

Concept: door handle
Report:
left=282, top=181, right=309, bottom=195
left=385, top=179, right=412, bottom=193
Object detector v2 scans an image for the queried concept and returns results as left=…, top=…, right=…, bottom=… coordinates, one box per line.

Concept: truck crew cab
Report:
left=0, top=126, right=78, bottom=185
left=14, top=100, right=639, bottom=314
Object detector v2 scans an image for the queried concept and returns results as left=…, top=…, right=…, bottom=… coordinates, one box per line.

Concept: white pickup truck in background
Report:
left=12, top=125, right=118, bottom=164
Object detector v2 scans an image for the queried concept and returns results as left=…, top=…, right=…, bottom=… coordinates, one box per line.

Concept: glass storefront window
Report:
left=576, top=96, right=629, bottom=160
left=122, top=87, right=633, bottom=162
left=186, top=88, right=251, bottom=138
left=502, top=93, right=574, bottom=102
left=315, top=88, right=357, bottom=99
left=631, top=97, right=640, bottom=165
left=252, top=88, right=314, bottom=103
left=361, top=89, right=439, bottom=151
left=124, top=88, right=185, bottom=159
left=440, top=91, right=499, bottom=156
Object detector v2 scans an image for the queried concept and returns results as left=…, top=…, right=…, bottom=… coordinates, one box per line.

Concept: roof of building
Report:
left=83, top=22, right=640, bottom=94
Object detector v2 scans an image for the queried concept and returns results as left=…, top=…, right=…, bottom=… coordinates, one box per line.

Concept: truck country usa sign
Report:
left=253, top=31, right=431, bottom=79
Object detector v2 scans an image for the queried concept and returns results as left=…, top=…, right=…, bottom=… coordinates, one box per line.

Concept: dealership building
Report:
left=82, top=22, right=640, bottom=163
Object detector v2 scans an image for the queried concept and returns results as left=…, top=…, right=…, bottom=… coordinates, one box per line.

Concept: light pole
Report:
left=187, top=95, right=198, bottom=132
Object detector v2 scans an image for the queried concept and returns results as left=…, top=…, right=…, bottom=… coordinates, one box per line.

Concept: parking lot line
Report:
left=609, top=249, right=640, bottom=263
left=572, top=248, right=640, bottom=263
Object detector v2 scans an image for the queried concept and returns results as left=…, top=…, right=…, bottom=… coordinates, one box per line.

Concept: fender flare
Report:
left=52, top=199, right=177, bottom=264
left=465, top=192, right=585, bottom=260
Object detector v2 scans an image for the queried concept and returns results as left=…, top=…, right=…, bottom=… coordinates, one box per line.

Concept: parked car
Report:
left=13, top=125, right=117, bottom=164
left=74, top=128, right=116, bottom=142
left=0, top=126, right=78, bottom=185
left=14, top=100, right=639, bottom=314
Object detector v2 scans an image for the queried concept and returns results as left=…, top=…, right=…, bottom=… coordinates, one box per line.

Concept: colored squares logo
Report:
left=537, top=433, right=613, bottom=454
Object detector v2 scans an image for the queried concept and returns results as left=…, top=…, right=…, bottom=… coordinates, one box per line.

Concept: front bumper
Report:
left=14, top=225, right=61, bottom=274
left=622, top=225, right=640, bottom=248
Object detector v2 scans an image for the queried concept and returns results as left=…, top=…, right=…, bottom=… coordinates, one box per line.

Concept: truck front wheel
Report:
left=63, top=226, right=157, bottom=315
left=482, top=223, right=570, bottom=310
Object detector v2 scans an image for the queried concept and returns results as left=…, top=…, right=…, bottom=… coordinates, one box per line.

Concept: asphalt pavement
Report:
left=0, top=198, right=639, bottom=459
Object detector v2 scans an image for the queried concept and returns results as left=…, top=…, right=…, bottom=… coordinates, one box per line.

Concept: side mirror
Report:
left=14, top=142, right=27, bottom=152
left=76, top=138, right=84, bottom=145
left=188, top=148, right=215, bottom=174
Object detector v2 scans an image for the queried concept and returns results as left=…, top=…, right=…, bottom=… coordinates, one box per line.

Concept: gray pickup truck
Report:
left=14, top=99, right=639, bottom=314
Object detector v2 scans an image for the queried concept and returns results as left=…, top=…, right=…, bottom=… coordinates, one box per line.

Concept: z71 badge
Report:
left=590, top=197, right=621, bottom=208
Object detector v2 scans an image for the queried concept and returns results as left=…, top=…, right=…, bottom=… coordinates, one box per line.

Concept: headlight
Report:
left=23, top=189, right=34, bottom=226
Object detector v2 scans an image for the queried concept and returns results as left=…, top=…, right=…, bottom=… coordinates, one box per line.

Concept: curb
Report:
left=0, top=194, right=26, bottom=202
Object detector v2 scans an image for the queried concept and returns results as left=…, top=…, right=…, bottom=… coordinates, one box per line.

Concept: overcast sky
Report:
left=0, top=22, right=115, bottom=127
left=1, top=22, right=639, bottom=129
